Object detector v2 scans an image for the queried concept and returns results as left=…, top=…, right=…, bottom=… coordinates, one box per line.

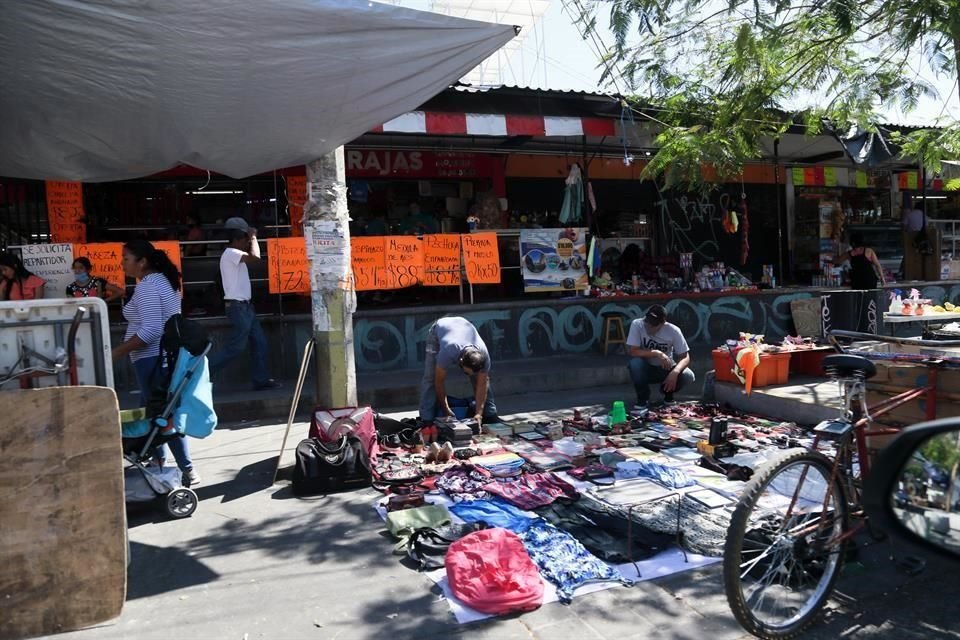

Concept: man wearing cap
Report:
left=209, top=219, right=280, bottom=390
left=626, top=304, right=695, bottom=407
left=419, top=316, right=497, bottom=428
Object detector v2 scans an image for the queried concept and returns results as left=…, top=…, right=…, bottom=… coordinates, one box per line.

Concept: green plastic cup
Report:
left=611, top=400, right=627, bottom=424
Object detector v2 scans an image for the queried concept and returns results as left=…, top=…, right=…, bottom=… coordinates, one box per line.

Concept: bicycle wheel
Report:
left=724, top=449, right=849, bottom=639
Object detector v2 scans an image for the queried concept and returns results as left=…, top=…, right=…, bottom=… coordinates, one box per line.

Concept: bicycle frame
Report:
left=786, top=333, right=943, bottom=547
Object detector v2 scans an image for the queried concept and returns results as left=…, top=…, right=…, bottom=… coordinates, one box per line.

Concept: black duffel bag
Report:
left=293, top=435, right=371, bottom=495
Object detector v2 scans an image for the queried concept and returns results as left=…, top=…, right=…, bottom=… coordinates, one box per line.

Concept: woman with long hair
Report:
left=66, top=256, right=124, bottom=300
left=0, top=251, right=45, bottom=300
left=111, top=239, right=200, bottom=487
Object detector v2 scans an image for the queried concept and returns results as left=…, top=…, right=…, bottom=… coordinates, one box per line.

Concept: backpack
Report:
left=292, top=435, right=371, bottom=495
left=445, top=528, right=544, bottom=615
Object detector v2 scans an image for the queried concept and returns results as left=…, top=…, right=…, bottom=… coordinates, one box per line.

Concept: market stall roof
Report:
left=0, top=0, right=517, bottom=182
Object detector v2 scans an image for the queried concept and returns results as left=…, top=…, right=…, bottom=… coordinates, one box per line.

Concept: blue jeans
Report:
left=209, top=300, right=270, bottom=386
left=627, top=358, right=696, bottom=405
left=418, top=324, right=497, bottom=422
left=133, top=356, right=193, bottom=471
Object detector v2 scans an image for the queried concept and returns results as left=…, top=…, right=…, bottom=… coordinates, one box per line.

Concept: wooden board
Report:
left=0, top=386, right=126, bottom=639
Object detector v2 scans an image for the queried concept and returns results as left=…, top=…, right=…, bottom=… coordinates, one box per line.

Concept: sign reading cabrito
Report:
left=266, top=238, right=310, bottom=294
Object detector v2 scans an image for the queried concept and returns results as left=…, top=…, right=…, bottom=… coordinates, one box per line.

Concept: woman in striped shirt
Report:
left=111, top=240, right=200, bottom=487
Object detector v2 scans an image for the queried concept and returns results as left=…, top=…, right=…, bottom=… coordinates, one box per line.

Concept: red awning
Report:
left=371, top=111, right=616, bottom=137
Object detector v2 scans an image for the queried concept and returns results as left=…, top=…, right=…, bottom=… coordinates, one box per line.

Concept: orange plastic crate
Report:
left=712, top=349, right=790, bottom=387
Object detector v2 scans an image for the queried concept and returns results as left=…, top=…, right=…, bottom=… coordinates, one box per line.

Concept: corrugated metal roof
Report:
left=451, top=84, right=949, bottom=130
left=452, top=82, right=617, bottom=99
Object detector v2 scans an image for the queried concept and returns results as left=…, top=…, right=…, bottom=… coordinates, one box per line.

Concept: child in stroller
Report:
left=122, top=316, right=217, bottom=518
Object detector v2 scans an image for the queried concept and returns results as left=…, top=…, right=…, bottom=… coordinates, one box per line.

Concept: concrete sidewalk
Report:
left=54, top=389, right=959, bottom=640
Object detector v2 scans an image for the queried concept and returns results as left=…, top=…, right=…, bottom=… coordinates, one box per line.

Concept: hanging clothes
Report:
left=483, top=473, right=579, bottom=510
left=517, top=520, right=630, bottom=603
left=559, top=164, right=583, bottom=224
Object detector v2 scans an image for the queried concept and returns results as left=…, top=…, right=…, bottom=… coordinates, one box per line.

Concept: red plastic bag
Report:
left=446, top=528, right=544, bottom=615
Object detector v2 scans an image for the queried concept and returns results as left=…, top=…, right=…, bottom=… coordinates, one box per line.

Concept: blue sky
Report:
left=385, top=0, right=960, bottom=127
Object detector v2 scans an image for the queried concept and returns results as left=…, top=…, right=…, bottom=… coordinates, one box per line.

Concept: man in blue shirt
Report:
left=419, top=316, right=497, bottom=426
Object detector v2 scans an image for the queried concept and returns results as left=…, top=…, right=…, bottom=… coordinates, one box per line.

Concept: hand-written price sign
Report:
left=266, top=237, right=310, bottom=294
left=351, top=237, right=385, bottom=291
left=45, top=181, right=87, bottom=243
left=382, top=236, right=424, bottom=289
left=287, top=176, right=307, bottom=237
left=152, top=241, right=183, bottom=285
left=73, top=243, right=125, bottom=288
left=461, top=233, right=501, bottom=284
left=422, top=234, right=462, bottom=287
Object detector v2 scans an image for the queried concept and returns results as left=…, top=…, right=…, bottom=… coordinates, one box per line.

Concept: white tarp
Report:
left=0, top=0, right=516, bottom=182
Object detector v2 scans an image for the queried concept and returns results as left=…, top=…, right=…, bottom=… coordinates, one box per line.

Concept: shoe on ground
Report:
left=253, top=379, right=282, bottom=391
left=182, top=468, right=201, bottom=488
left=438, top=442, right=454, bottom=463
left=424, top=442, right=441, bottom=464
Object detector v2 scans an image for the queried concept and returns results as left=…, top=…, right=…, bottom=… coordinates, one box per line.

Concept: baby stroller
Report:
left=121, top=316, right=217, bottom=518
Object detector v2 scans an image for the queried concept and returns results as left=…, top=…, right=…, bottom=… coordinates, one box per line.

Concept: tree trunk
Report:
left=304, top=148, right=357, bottom=409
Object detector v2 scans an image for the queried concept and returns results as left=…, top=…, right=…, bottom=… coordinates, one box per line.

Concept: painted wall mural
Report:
left=353, top=291, right=813, bottom=372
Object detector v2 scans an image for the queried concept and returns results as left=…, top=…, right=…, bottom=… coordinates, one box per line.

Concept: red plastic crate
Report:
left=712, top=349, right=790, bottom=387
left=788, top=347, right=833, bottom=376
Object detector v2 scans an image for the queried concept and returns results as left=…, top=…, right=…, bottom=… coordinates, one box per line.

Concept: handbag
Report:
left=387, top=493, right=426, bottom=512
left=292, top=435, right=371, bottom=495
left=406, top=522, right=487, bottom=571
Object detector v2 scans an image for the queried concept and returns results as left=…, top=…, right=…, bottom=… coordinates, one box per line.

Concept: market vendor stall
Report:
left=343, top=401, right=813, bottom=622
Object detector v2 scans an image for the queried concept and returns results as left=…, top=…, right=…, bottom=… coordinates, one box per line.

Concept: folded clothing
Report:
left=484, top=472, right=579, bottom=510
left=449, top=497, right=538, bottom=533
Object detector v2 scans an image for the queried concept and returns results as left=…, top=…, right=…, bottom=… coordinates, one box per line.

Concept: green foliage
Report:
left=919, top=431, right=960, bottom=471
left=570, top=0, right=960, bottom=187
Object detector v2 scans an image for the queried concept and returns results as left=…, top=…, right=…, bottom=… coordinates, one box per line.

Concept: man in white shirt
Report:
left=626, top=304, right=695, bottom=407
left=901, top=197, right=928, bottom=232
left=209, top=223, right=280, bottom=390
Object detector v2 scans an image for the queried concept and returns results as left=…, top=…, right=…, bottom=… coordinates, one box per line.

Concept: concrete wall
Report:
left=353, top=290, right=815, bottom=372
left=110, top=281, right=960, bottom=394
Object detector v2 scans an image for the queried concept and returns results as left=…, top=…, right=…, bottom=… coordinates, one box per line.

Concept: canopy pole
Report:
left=304, top=148, right=358, bottom=409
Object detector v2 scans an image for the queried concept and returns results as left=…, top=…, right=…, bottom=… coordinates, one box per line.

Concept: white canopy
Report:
left=0, top=0, right=516, bottom=182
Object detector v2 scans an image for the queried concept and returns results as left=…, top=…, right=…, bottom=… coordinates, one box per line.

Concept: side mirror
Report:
left=864, top=418, right=960, bottom=560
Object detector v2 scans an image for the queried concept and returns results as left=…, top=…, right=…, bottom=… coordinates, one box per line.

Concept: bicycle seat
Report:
left=822, top=354, right=876, bottom=380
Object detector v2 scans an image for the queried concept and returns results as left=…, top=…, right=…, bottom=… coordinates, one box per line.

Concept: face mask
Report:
left=75, top=272, right=90, bottom=284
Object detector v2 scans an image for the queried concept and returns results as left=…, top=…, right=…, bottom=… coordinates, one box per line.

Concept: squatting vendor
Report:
left=626, top=304, right=696, bottom=407
left=419, top=316, right=498, bottom=426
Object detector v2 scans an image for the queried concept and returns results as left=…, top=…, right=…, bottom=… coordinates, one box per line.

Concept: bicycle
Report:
left=722, top=331, right=944, bottom=639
